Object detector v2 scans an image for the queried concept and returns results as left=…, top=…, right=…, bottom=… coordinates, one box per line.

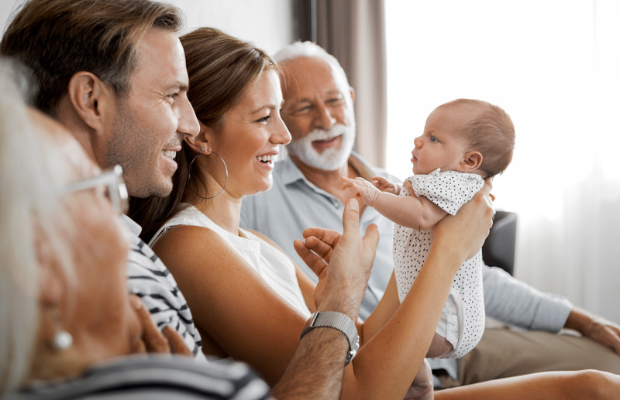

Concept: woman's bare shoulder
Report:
left=151, top=224, right=236, bottom=267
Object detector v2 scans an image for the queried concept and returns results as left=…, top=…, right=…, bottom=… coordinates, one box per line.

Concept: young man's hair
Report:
left=441, top=98, right=516, bottom=177
left=0, top=0, right=184, bottom=116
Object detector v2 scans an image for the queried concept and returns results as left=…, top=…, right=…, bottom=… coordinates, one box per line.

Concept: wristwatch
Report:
left=300, top=311, right=359, bottom=366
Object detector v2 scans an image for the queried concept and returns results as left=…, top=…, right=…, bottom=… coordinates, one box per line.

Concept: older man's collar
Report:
left=348, top=151, right=375, bottom=181
left=279, top=155, right=309, bottom=186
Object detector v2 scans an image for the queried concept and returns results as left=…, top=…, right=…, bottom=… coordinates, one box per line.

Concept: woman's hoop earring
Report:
left=188, top=151, right=228, bottom=200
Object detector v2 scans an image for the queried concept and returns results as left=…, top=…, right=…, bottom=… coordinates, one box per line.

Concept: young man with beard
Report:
left=240, top=41, right=620, bottom=387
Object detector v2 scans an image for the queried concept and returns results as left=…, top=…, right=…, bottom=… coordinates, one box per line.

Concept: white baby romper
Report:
left=393, top=168, right=485, bottom=359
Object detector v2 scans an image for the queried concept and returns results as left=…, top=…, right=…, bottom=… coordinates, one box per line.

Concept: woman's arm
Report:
left=435, top=370, right=620, bottom=400
left=300, top=180, right=494, bottom=399
left=359, top=272, right=400, bottom=344
left=152, top=225, right=308, bottom=386
left=272, top=199, right=380, bottom=400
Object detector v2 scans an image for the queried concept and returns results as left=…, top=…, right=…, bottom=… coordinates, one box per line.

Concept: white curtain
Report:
left=315, top=0, right=388, bottom=168
left=385, top=0, right=620, bottom=322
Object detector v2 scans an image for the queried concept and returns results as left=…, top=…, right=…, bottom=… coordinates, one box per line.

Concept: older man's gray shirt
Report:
left=240, top=153, right=573, bottom=379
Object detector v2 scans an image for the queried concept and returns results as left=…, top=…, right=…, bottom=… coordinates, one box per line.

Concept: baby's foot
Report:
left=426, top=332, right=453, bottom=358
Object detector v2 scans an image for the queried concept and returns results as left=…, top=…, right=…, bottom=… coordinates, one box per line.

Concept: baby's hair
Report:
left=439, top=99, right=515, bottom=178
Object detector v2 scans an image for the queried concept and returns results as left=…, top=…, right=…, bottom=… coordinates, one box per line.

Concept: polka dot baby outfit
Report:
left=393, top=168, right=485, bottom=359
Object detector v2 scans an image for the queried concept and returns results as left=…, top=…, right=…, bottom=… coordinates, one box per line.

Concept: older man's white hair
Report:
left=274, top=41, right=352, bottom=106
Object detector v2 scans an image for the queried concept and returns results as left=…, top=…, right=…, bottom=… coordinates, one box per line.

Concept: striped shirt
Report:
left=122, top=215, right=205, bottom=361
left=8, top=355, right=272, bottom=400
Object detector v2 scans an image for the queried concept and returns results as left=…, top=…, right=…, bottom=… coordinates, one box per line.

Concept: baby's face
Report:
left=411, top=106, right=469, bottom=175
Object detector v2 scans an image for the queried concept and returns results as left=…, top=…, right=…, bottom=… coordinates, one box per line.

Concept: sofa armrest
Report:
left=481, top=211, right=517, bottom=275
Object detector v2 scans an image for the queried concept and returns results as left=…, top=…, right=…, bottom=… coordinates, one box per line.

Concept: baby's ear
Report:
left=461, top=151, right=483, bottom=172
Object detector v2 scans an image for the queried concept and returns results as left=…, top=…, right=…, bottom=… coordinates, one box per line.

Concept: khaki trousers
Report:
left=438, top=326, right=620, bottom=388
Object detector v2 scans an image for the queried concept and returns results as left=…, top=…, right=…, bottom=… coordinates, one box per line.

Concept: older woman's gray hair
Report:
left=0, top=59, right=73, bottom=395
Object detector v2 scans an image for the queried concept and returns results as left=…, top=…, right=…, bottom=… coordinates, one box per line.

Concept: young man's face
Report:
left=102, top=28, right=199, bottom=198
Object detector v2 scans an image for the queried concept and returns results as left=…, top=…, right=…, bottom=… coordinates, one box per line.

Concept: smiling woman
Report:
left=192, top=69, right=289, bottom=199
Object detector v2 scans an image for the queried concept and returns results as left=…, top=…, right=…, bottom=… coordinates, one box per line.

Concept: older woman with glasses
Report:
left=64, top=165, right=129, bottom=215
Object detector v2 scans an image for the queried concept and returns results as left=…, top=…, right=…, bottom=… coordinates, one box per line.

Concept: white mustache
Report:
left=287, top=123, right=356, bottom=171
left=304, top=125, right=348, bottom=142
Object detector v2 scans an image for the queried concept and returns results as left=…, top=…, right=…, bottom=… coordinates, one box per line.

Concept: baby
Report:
left=343, top=98, right=515, bottom=363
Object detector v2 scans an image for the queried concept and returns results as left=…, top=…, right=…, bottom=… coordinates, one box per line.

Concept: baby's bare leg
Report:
left=427, top=332, right=453, bottom=358
left=404, top=359, right=434, bottom=400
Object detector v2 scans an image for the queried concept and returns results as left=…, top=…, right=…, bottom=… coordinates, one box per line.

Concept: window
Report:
left=385, top=0, right=620, bottom=321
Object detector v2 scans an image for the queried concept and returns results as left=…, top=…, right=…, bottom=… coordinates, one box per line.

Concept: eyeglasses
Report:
left=65, top=165, right=129, bottom=214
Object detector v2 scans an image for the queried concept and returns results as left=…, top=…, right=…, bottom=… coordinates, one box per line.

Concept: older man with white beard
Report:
left=240, top=41, right=620, bottom=387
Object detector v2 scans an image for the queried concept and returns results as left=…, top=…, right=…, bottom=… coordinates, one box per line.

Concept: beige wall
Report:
left=0, top=0, right=296, bottom=56
left=168, top=0, right=296, bottom=55
left=0, top=0, right=19, bottom=33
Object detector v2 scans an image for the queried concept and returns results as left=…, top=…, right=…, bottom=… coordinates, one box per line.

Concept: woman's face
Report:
left=205, top=69, right=291, bottom=198
left=37, top=113, right=140, bottom=366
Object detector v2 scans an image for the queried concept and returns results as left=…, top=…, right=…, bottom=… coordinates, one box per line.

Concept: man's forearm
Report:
left=483, top=264, right=572, bottom=331
left=271, top=263, right=365, bottom=399
left=270, top=328, right=349, bottom=400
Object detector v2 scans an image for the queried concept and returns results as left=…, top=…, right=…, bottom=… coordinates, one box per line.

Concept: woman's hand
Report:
left=294, top=199, right=380, bottom=318
left=129, top=294, right=193, bottom=357
left=431, top=179, right=494, bottom=264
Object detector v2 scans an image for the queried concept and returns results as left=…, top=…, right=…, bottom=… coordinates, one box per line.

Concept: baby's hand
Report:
left=341, top=176, right=381, bottom=207
left=372, top=176, right=401, bottom=195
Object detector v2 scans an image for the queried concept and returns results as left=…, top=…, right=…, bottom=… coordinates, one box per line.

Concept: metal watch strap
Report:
left=300, top=311, right=359, bottom=366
